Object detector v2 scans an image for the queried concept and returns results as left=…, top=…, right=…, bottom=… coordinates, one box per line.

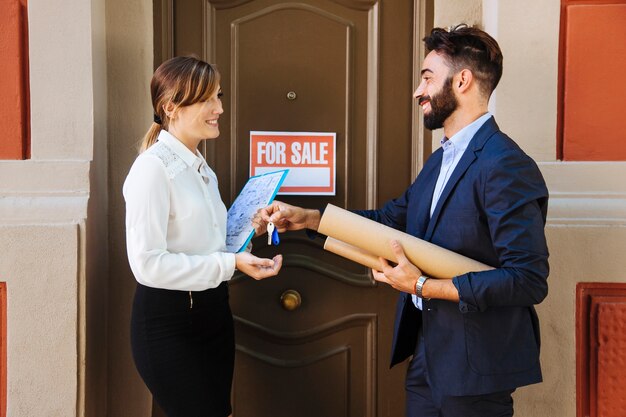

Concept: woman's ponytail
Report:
left=139, top=122, right=162, bottom=153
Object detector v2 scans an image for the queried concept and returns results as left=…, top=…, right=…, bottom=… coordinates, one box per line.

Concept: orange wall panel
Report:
left=595, top=301, right=626, bottom=416
left=560, top=2, right=626, bottom=160
left=577, top=283, right=626, bottom=417
left=0, top=0, right=29, bottom=159
left=0, top=283, right=5, bottom=417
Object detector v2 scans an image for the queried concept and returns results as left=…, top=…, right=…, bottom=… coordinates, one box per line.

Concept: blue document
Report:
left=226, top=169, right=289, bottom=252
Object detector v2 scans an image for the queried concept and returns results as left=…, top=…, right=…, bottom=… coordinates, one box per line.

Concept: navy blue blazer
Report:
left=356, top=117, right=549, bottom=397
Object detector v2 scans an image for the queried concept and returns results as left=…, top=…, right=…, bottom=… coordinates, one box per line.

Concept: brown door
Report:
left=155, top=1, right=430, bottom=416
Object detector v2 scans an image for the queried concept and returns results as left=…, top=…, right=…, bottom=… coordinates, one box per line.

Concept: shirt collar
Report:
left=440, top=112, right=492, bottom=151
left=157, top=129, right=204, bottom=168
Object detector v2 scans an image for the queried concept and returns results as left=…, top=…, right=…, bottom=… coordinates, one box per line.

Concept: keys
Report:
left=267, top=222, right=280, bottom=246
left=271, top=225, right=280, bottom=245
left=267, top=222, right=275, bottom=245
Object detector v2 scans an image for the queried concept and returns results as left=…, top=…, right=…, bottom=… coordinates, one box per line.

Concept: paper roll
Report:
left=318, top=204, right=493, bottom=279
left=324, top=237, right=382, bottom=271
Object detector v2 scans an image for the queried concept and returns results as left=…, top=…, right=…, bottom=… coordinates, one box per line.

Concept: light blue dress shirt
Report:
left=413, top=112, right=492, bottom=309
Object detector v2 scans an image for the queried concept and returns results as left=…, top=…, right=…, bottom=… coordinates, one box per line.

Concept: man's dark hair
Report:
left=423, top=24, right=503, bottom=97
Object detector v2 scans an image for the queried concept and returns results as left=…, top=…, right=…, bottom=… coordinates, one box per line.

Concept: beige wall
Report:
left=0, top=225, right=79, bottom=416
left=491, top=0, right=560, bottom=161
left=435, top=0, right=482, bottom=28
left=434, top=1, right=626, bottom=416
left=0, top=0, right=109, bottom=415
left=105, top=0, right=154, bottom=415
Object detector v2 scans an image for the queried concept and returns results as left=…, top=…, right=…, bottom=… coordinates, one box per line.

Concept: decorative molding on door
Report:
left=158, top=0, right=174, bottom=63
left=207, top=0, right=254, bottom=8
left=234, top=345, right=351, bottom=416
left=207, top=0, right=378, bottom=10
left=364, top=1, right=379, bottom=208
left=202, top=1, right=216, bottom=63
left=231, top=251, right=375, bottom=287
left=235, top=313, right=376, bottom=344
left=285, top=253, right=375, bottom=286
left=230, top=232, right=374, bottom=287
left=202, top=1, right=219, bottom=169
left=330, top=0, right=378, bottom=11
left=411, top=0, right=434, bottom=178
left=237, top=344, right=349, bottom=367
left=234, top=313, right=376, bottom=416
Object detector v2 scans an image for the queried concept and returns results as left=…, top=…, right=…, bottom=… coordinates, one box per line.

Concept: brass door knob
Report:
left=280, top=289, right=302, bottom=311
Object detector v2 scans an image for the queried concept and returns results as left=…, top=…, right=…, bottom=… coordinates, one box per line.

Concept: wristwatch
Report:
left=415, top=275, right=429, bottom=298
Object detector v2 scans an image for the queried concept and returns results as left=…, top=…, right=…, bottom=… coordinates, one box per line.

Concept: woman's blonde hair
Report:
left=140, top=56, right=221, bottom=153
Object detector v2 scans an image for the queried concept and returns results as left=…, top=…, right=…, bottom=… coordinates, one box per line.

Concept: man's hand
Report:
left=253, top=200, right=321, bottom=234
left=372, top=240, right=460, bottom=301
left=372, top=240, right=422, bottom=294
left=235, top=252, right=283, bottom=280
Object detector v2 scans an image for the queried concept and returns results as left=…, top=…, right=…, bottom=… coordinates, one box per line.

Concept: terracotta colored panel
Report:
left=561, top=3, right=626, bottom=160
left=595, top=301, right=626, bottom=416
left=0, top=0, right=29, bottom=159
left=0, top=283, right=5, bottom=417
left=577, top=283, right=626, bottom=417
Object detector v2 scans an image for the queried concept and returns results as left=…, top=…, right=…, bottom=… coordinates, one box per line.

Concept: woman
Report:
left=123, top=56, right=282, bottom=417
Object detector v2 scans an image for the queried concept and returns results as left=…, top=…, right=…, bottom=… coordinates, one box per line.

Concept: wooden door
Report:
left=154, top=1, right=431, bottom=415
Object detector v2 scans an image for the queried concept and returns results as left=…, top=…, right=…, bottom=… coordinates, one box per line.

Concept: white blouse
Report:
left=123, top=130, right=236, bottom=291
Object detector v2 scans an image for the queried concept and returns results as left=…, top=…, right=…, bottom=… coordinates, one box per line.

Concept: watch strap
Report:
left=415, top=275, right=429, bottom=298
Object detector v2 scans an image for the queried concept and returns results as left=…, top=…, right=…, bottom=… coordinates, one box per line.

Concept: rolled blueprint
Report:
left=324, top=237, right=382, bottom=271
left=318, top=204, right=493, bottom=279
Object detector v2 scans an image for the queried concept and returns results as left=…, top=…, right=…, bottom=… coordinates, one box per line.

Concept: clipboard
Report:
left=225, top=169, right=289, bottom=252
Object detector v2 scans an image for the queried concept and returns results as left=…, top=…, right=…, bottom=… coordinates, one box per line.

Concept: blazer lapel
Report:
left=424, top=117, right=500, bottom=241
left=415, top=152, right=442, bottom=238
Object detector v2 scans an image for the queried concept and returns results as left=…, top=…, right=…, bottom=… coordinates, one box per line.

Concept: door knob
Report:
left=280, top=289, right=302, bottom=311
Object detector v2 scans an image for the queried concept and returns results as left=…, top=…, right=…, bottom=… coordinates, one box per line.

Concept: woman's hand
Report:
left=235, top=252, right=283, bottom=280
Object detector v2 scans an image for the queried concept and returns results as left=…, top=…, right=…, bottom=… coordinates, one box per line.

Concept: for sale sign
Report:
left=250, top=131, right=336, bottom=195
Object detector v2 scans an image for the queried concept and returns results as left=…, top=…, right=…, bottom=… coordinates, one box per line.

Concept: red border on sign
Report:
left=250, top=132, right=336, bottom=195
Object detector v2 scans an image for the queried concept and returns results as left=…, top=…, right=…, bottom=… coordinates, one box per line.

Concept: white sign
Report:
left=250, top=131, right=336, bottom=195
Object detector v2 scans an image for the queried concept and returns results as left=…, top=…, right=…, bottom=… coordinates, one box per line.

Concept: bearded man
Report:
left=257, top=25, right=549, bottom=417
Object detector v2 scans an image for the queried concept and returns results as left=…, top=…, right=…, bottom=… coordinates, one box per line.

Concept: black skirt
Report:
left=130, top=282, right=234, bottom=417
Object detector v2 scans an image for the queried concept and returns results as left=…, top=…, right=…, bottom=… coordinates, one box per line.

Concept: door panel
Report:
left=229, top=4, right=354, bottom=207
left=207, top=0, right=372, bottom=210
left=158, top=0, right=423, bottom=415
left=230, top=237, right=377, bottom=417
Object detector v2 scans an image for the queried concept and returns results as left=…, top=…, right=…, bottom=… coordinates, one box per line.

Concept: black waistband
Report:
left=136, top=281, right=229, bottom=301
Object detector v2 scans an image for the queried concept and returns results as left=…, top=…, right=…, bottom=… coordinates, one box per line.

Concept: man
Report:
left=256, top=25, right=549, bottom=417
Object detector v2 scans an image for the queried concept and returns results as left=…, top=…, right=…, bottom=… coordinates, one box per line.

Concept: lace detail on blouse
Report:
left=146, top=141, right=188, bottom=179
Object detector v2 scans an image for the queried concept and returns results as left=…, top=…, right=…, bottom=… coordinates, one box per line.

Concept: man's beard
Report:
left=422, top=77, right=458, bottom=130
